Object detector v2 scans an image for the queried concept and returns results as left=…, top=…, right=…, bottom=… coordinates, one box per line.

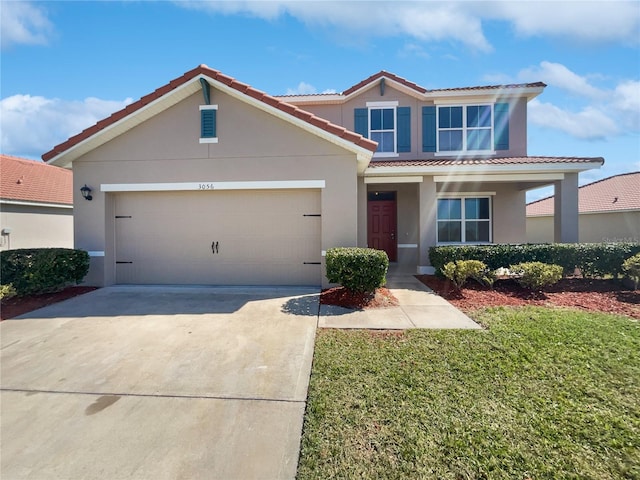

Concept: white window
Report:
left=437, top=197, right=491, bottom=243
left=370, top=107, right=396, bottom=153
left=437, top=105, right=493, bottom=153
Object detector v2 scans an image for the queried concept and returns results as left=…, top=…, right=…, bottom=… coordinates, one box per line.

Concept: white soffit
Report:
left=434, top=173, right=565, bottom=183
left=364, top=176, right=423, bottom=184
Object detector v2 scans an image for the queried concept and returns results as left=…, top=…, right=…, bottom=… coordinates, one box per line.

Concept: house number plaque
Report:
left=198, top=183, right=216, bottom=190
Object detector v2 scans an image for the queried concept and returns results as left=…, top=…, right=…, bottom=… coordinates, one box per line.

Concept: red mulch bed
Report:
left=320, top=287, right=399, bottom=310
left=1, top=286, right=98, bottom=320
left=417, top=275, right=640, bottom=319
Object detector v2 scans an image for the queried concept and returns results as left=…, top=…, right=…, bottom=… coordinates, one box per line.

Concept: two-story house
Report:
left=43, top=65, right=603, bottom=287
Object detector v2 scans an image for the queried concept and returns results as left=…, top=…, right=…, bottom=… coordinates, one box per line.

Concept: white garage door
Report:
left=114, top=189, right=321, bottom=285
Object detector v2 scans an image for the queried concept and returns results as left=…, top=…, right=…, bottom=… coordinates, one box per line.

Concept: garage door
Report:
left=114, top=189, right=321, bottom=285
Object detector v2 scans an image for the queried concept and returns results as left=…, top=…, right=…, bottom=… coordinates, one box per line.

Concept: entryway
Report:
left=367, top=191, right=397, bottom=261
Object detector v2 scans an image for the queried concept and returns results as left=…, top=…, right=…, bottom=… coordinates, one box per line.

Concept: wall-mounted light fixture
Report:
left=80, top=184, right=93, bottom=201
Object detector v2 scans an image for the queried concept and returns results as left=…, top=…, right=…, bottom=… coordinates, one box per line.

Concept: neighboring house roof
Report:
left=0, top=154, right=73, bottom=206
left=277, top=70, right=546, bottom=103
left=42, top=64, right=378, bottom=167
left=527, top=171, right=640, bottom=216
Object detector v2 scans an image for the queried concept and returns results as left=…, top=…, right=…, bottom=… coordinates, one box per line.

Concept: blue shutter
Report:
left=422, top=106, right=436, bottom=152
left=494, top=103, right=509, bottom=150
left=397, top=106, right=411, bottom=152
left=354, top=108, right=368, bottom=138
left=201, top=109, right=216, bottom=138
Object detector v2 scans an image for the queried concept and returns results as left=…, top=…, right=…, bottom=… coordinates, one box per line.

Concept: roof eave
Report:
left=365, top=160, right=604, bottom=177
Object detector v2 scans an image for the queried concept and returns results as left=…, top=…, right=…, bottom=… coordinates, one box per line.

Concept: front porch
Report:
left=358, top=170, right=583, bottom=274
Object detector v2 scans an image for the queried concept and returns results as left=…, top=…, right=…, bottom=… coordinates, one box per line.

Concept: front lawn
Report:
left=297, top=307, right=640, bottom=479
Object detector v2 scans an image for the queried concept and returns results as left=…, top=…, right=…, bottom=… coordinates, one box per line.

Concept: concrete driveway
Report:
left=1, top=286, right=319, bottom=480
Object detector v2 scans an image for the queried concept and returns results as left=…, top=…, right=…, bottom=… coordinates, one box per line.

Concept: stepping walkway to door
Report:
left=318, top=266, right=481, bottom=330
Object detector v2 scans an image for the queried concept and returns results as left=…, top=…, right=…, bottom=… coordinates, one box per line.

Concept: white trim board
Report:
left=101, top=180, right=326, bottom=193
left=365, top=176, right=423, bottom=184
left=0, top=199, right=73, bottom=209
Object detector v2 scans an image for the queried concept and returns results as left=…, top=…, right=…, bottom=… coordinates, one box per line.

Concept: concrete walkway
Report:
left=319, top=266, right=481, bottom=330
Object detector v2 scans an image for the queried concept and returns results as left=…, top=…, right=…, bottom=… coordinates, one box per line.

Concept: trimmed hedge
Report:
left=326, top=247, right=389, bottom=293
left=0, top=248, right=90, bottom=296
left=511, top=262, right=563, bottom=291
left=429, top=243, right=640, bottom=278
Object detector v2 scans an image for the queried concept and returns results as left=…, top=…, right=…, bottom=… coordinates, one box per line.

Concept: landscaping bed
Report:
left=320, top=287, right=399, bottom=310
left=417, top=275, right=640, bottom=319
left=1, top=286, right=98, bottom=320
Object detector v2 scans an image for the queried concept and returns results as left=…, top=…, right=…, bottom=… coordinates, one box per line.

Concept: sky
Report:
left=1, top=0, right=639, bottom=201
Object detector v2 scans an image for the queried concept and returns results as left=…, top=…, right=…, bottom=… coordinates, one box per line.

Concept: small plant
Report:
left=442, top=260, right=489, bottom=289
left=0, top=283, right=17, bottom=300
left=622, top=253, right=640, bottom=290
left=325, top=247, right=389, bottom=293
left=511, top=262, right=563, bottom=291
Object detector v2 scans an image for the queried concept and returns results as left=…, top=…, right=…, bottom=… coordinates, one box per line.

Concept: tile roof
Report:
left=1, top=154, right=73, bottom=205
left=339, top=70, right=545, bottom=97
left=367, top=156, right=605, bottom=168
left=42, top=65, right=377, bottom=162
left=527, top=171, right=640, bottom=216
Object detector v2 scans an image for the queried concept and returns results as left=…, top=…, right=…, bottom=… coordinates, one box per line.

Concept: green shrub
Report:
left=510, top=262, right=563, bottom=291
left=325, top=247, right=389, bottom=293
left=0, top=248, right=90, bottom=296
left=0, top=284, right=17, bottom=300
left=442, top=260, right=492, bottom=289
left=622, top=253, right=640, bottom=290
left=429, top=243, right=640, bottom=278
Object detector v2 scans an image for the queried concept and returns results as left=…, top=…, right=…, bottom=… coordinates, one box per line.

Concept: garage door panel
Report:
left=115, top=190, right=321, bottom=285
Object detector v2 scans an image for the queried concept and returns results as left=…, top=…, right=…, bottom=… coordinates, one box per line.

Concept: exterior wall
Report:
left=295, top=85, right=529, bottom=160
left=0, top=204, right=73, bottom=251
left=73, top=90, right=360, bottom=287
left=527, top=211, right=640, bottom=243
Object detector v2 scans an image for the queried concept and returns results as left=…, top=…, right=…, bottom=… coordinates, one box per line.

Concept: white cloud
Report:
left=0, top=94, right=133, bottom=158
left=491, top=1, right=640, bottom=45
left=1, top=1, right=54, bottom=49
left=285, top=81, right=318, bottom=95
left=398, top=43, right=431, bottom=59
left=176, top=1, right=493, bottom=52
left=528, top=99, right=619, bottom=139
left=174, top=1, right=640, bottom=50
left=519, top=61, right=606, bottom=99
left=285, top=82, right=336, bottom=95
left=515, top=62, right=640, bottom=140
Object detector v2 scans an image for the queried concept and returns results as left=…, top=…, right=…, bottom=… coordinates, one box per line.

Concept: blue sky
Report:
left=2, top=0, right=639, bottom=201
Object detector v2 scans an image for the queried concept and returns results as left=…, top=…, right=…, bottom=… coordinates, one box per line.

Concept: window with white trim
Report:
left=438, top=104, right=493, bottom=153
left=437, top=197, right=491, bottom=243
left=370, top=107, right=396, bottom=153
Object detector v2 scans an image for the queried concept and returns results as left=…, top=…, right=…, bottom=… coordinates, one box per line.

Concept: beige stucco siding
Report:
left=527, top=211, right=640, bottom=243
left=73, top=90, right=360, bottom=286
left=298, top=86, right=529, bottom=159
left=0, top=204, right=73, bottom=251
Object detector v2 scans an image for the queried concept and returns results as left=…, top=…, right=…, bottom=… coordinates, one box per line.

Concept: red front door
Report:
left=367, top=199, right=397, bottom=261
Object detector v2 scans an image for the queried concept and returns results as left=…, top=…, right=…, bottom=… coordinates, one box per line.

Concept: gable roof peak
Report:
left=43, top=64, right=377, bottom=165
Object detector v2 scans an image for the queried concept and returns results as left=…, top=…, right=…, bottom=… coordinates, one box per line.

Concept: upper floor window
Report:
left=354, top=102, right=411, bottom=156
left=438, top=105, right=492, bottom=153
left=422, top=102, right=509, bottom=154
left=370, top=107, right=395, bottom=153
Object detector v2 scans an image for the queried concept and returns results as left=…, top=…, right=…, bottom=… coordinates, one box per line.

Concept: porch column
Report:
left=357, top=176, right=367, bottom=247
left=418, top=176, right=437, bottom=271
left=554, top=172, right=579, bottom=243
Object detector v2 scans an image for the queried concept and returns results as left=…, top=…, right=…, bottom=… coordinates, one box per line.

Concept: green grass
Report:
left=297, top=307, right=640, bottom=479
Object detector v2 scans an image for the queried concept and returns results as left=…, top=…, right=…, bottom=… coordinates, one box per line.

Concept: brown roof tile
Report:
left=367, top=156, right=605, bottom=168
left=42, top=65, right=377, bottom=162
left=527, top=171, right=640, bottom=216
left=1, top=154, right=72, bottom=205
left=343, top=70, right=428, bottom=96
